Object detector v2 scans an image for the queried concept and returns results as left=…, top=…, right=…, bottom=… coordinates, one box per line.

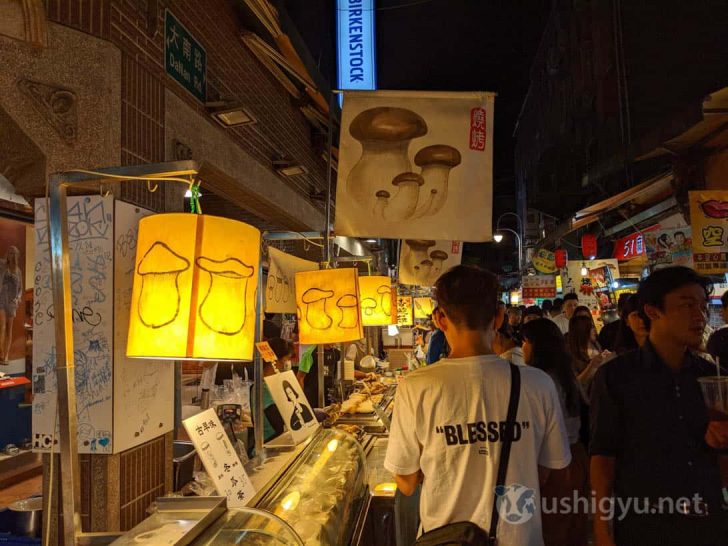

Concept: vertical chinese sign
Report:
left=183, top=409, right=256, bottom=507
left=690, top=191, right=728, bottom=274
left=165, top=9, right=206, bottom=102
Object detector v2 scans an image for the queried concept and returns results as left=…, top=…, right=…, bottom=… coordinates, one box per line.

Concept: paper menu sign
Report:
left=255, top=341, right=277, bottom=364
left=183, top=409, right=256, bottom=507
left=264, top=370, right=319, bottom=445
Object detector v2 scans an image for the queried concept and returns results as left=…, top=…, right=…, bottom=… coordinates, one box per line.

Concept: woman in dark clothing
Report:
left=613, top=294, right=650, bottom=355
left=522, top=319, right=588, bottom=546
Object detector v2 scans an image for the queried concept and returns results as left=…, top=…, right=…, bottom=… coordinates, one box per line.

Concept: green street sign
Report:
left=165, top=9, right=206, bottom=102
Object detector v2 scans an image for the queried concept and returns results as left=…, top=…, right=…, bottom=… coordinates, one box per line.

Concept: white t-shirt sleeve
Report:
left=384, top=380, right=421, bottom=476
left=537, top=377, right=573, bottom=470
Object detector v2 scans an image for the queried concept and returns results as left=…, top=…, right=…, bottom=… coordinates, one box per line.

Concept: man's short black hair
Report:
left=616, top=292, right=631, bottom=314
left=563, top=293, right=579, bottom=303
left=674, top=231, right=685, bottom=238
left=434, top=265, right=499, bottom=330
left=525, top=305, right=544, bottom=318
left=721, top=292, right=728, bottom=309
left=638, top=266, right=712, bottom=310
left=552, top=298, right=563, bottom=311
left=541, top=300, right=553, bottom=312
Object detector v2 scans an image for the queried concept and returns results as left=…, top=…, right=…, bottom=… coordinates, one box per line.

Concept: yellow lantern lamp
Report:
left=414, top=297, right=435, bottom=318
left=359, top=276, right=396, bottom=326
left=295, top=268, right=364, bottom=344
left=127, top=213, right=260, bottom=361
left=396, top=295, right=413, bottom=326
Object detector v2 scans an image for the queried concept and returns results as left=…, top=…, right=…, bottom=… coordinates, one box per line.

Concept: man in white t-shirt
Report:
left=552, top=292, right=578, bottom=334
left=385, top=265, right=571, bottom=546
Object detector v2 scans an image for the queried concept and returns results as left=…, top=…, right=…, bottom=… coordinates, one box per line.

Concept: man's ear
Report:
left=494, top=305, right=506, bottom=331
left=643, top=303, right=661, bottom=322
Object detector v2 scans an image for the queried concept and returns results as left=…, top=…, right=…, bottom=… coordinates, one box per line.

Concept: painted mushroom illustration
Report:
left=405, top=240, right=436, bottom=270
left=361, top=297, right=377, bottom=317
left=373, top=190, right=390, bottom=218
left=136, top=241, right=191, bottom=328
left=348, top=107, right=427, bottom=211
left=337, top=294, right=360, bottom=329
left=429, top=250, right=449, bottom=282
left=302, top=288, right=335, bottom=329
left=379, top=172, right=425, bottom=222
left=416, top=259, right=434, bottom=286
left=196, top=257, right=254, bottom=335
left=412, top=145, right=462, bottom=218
left=377, top=285, right=393, bottom=316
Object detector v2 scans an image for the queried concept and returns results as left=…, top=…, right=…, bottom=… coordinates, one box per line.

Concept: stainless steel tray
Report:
left=110, top=496, right=227, bottom=546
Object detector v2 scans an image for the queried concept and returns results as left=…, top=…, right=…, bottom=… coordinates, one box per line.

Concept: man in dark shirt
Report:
left=707, top=292, right=728, bottom=368
left=590, top=266, right=728, bottom=546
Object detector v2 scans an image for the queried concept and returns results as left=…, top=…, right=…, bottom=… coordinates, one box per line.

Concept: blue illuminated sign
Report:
left=336, top=0, right=377, bottom=96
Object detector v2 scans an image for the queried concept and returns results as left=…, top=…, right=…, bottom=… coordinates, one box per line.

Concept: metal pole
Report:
left=253, top=254, right=266, bottom=461
left=48, top=177, right=82, bottom=545
left=323, top=91, right=335, bottom=265
left=316, top=345, right=325, bottom=408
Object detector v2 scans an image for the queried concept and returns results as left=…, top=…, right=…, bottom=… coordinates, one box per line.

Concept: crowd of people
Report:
left=385, top=265, right=728, bottom=546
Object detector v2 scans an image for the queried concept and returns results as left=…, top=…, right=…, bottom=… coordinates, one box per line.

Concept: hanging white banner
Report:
left=398, top=239, right=463, bottom=287
left=266, top=247, right=318, bottom=314
left=334, top=90, right=495, bottom=241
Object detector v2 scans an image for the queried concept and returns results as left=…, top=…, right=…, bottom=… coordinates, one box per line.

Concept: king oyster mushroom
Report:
left=337, top=294, right=360, bottom=329
left=347, top=107, right=427, bottom=211
left=384, top=172, right=425, bottom=221
left=196, top=257, right=255, bottom=335
left=416, top=259, right=434, bottom=286
left=301, top=287, right=335, bottom=330
left=429, top=250, right=450, bottom=283
left=372, top=190, right=390, bottom=218
left=405, top=239, right=436, bottom=270
left=136, top=241, right=191, bottom=328
left=377, top=285, right=393, bottom=316
left=361, top=297, right=377, bottom=317
left=412, top=145, right=462, bottom=218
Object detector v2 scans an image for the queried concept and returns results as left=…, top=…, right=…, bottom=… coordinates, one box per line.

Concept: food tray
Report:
left=110, top=497, right=226, bottom=546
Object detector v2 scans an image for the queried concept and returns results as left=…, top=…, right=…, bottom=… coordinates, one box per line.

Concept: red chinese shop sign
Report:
left=614, top=226, right=658, bottom=261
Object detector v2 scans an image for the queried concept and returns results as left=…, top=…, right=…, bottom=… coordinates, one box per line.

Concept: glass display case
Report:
left=254, top=427, right=369, bottom=545
left=192, top=507, right=304, bottom=546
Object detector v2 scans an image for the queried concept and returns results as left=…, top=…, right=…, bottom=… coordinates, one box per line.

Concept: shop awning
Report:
left=637, top=87, right=728, bottom=161
left=537, top=171, right=674, bottom=248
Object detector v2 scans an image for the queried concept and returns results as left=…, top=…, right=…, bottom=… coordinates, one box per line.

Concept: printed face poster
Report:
left=690, top=191, right=728, bottom=274
left=645, top=227, right=693, bottom=270
left=264, top=370, right=319, bottom=444
left=335, top=90, right=495, bottom=241
left=398, top=240, right=462, bottom=287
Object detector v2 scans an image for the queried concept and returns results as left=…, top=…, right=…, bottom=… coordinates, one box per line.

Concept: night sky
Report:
left=283, top=0, right=551, bottom=182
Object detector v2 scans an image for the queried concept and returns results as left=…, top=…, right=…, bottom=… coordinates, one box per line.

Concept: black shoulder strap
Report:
left=488, top=363, right=521, bottom=542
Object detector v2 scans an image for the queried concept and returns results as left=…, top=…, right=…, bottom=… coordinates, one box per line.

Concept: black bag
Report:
left=414, top=363, right=522, bottom=546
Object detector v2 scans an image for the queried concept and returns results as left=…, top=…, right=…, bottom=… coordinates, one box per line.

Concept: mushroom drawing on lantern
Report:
left=196, top=257, right=254, bottom=335
left=414, top=297, right=435, bottom=319
left=348, top=107, right=428, bottom=212
left=359, top=276, right=396, bottom=326
left=295, top=269, right=363, bottom=344
left=135, top=242, right=191, bottom=328
left=127, top=213, right=261, bottom=361
left=301, top=288, right=335, bottom=330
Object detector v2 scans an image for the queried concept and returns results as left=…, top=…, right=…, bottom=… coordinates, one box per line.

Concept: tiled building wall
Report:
left=40, top=0, right=327, bottom=535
